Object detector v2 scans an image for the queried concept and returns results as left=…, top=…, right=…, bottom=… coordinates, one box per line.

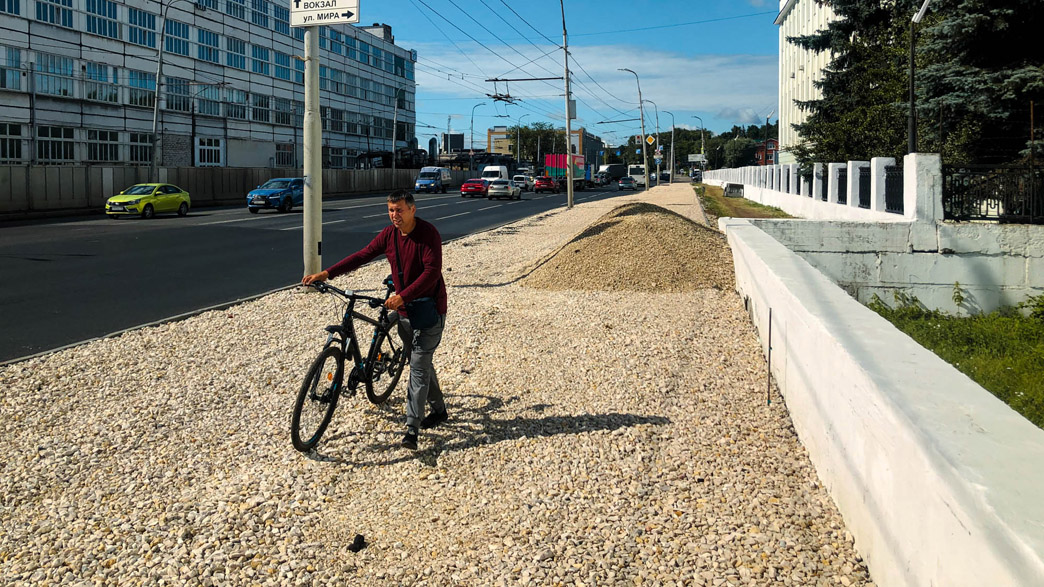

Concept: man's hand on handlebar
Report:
left=384, top=293, right=404, bottom=311
left=301, top=270, right=329, bottom=286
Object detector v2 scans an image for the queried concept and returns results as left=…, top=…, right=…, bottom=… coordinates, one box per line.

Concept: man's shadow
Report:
left=306, top=393, right=669, bottom=468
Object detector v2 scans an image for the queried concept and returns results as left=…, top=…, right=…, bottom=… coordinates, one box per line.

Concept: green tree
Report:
left=724, top=138, right=758, bottom=168
left=917, top=0, right=1044, bottom=164
left=788, top=0, right=913, bottom=168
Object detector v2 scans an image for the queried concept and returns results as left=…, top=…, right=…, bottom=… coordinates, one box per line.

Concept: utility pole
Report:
left=517, top=113, right=530, bottom=166
left=619, top=68, right=649, bottom=191
left=470, top=102, right=485, bottom=171
left=560, top=0, right=574, bottom=209
left=391, top=87, right=402, bottom=176
left=664, top=110, right=675, bottom=184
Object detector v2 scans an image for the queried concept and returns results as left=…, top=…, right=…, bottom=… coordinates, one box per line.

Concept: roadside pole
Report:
left=292, top=0, right=360, bottom=277
left=302, top=28, right=322, bottom=276
left=560, top=0, right=574, bottom=209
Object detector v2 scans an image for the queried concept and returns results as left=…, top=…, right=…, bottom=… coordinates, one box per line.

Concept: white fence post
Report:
left=790, top=164, right=799, bottom=195
left=812, top=162, right=824, bottom=201
left=870, top=157, right=895, bottom=212
left=848, top=160, right=869, bottom=209
left=904, top=152, right=943, bottom=223
left=827, top=163, right=844, bottom=204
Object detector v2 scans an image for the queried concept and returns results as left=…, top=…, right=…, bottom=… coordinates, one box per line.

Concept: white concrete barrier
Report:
left=720, top=217, right=1044, bottom=587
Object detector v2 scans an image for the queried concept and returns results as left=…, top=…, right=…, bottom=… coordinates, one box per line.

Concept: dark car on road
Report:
left=247, top=178, right=304, bottom=213
left=533, top=176, right=559, bottom=194
left=460, top=178, right=489, bottom=198
left=618, top=176, right=638, bottom=191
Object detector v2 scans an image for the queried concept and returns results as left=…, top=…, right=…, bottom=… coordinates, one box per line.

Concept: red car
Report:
left=460, top=178, right=489, bottom=198
left=533, top=176, right=559, bottom=194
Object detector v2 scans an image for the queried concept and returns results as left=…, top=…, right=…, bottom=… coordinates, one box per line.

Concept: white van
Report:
left=414, top=166, right=452, bottom=194
left=480, top=165, right=510, bottom=182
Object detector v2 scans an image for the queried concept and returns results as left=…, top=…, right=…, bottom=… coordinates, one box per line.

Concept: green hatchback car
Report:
left=106, top=183, right=191, bottom=219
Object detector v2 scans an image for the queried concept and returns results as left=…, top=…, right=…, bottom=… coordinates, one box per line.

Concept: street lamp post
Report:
left=470, top=102, right=485, bottom=171
left=664, top=110, right=675, bottom=183
left=559, top=0, right=574, bottom=209
left=390, top=87, right=405, bottom=175
left=692, top=115, right=705, bottom=171
left=764, top=109, right=775, bottom=164
left=644, top=99, right=660, bottom=184
left=149, top=0, right=189, bottom=183
left=516, top=113, right=530, bottom=166
left=619, top=68, right=649, bottom=191
left=909, top=0, right=932, bottom=154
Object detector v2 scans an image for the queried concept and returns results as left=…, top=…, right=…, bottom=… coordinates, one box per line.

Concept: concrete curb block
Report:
left=719, top=217, right=1044, bottom=586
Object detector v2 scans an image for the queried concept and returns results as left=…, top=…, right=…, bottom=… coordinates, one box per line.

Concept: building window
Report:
left=36, top=0, right=72, bottom=27
left=294, top=57, right=304, bottom=84
left=346, top=73, right=359, bottom=98
left=1, top=46, right=21, bottom=90
left=225, top=0, right=244, bottom=20
left=165, top=77, right=191, bottom=112
left=273, top=97, right=292, bottom=125
left=250, top=0, right=268, bottom=28
left=129, top=132, right=151, bottom=163
left=196, top=0, right=216, bottom=8
left=320, top=106, right=329, bottom=131
left=196, top=137, right=222, bottom=166
left=164, top=19, right=189, bottom=56
left=329, top=69, right=345, bottom=94
left=251, top=45, right=269, bottom=75
left=127, top=7, right=156, bottom=48
left=85, top=62, right=118, bottom=103
left=329, top=147, right=345, bottom=169
left=36, top=125, right=74, bottom=164
left=34, top=52, right=74, bottom=97
left=85, top=0, right=119, bottom=39
left=87, top=129, right=119, bottom=162
left=357, top=41, right=369, bottom=66
left=346, top=111, right=359, bottom=135
left=275, top=142, right=293, bottom=167
left=293, top=27, right=303, bottom=41
left=226, top=37, right=246, bottom=70
left=0, top=0, right=20, bottom=16
left=251, top=93, right=269, bottom=122
left=197, top=84, right=221, bottom=116
left=404, top=60, right=414, bottom=81
left=329, top=29, right=343, bottom=55
left=394, top=55, right=405, bottom=77
left=294, top=100, right=303, bottom=126
left=318, top=26, right=326, bottom=49
left=197, top=29, right=219, bottom=63
left=274, top=50, right=291, bottom=81
left=225, top=88, right=247, bottom=119
left=0, top=123, right=22, bottom=162
left=330, top=108, right=344, bottom=133
left=345, top=37, right=357, bottom=60
left=273, top=4, right=288, bottom=35
left=319, top=65, right=328, bottom=91
left=127, top=69, right=155, bottom=107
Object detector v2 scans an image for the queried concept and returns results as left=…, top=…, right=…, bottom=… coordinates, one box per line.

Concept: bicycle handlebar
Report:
left=306, top=281, right=388, bottom=307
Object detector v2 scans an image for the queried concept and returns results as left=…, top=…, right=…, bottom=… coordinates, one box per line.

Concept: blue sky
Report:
left=360, top=0, right=781, bottom=149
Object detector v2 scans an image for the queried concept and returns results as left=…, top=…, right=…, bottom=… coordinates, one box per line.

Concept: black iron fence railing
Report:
left=859, top=167, right=871, bottom=208
left=838, top=168, right=848, bottom=205
left=821, top=167, right=830, bottom=201
left=884, top=165, right=904, bottom=214
left=942, top=165, right=1043, bottom=224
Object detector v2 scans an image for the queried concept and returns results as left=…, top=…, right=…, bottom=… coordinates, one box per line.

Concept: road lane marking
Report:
left=477, top=205, right=500, bottom=211
left=433, top=212, right=470, bottom=220
left=362, top=213, right=386, bottom=218
left=279, top=219, right=347, bottom=231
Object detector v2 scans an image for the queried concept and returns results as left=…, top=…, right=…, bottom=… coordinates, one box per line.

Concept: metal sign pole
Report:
left=302, top=27, right=322, bottom=276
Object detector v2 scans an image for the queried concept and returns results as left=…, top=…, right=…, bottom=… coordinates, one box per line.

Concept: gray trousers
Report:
left=398, top=313, right=446, bottom=430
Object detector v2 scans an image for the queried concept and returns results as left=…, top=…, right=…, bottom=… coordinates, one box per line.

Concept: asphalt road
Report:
left=0, top=185, right=636, bottom=363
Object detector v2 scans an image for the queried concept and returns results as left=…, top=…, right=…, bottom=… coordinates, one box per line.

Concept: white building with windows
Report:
left=774, top=0, right=836, bottom=165
left=0, top=0, right=416, bottom=169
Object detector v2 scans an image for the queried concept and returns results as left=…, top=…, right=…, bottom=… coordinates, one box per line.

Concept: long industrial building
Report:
left=0, top=0, right=417, bottom=169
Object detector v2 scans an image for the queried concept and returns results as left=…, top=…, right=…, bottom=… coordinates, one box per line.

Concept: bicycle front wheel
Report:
left=291, top=346, right=344, bottom=452
left=364, top=329, right=408, bottom=405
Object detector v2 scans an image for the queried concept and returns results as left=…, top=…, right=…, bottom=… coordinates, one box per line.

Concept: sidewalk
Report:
left=0, top=183, right=872, bottom=586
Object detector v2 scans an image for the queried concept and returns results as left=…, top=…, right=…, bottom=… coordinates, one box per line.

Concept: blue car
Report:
left=247, top=178, right=304, bottom=213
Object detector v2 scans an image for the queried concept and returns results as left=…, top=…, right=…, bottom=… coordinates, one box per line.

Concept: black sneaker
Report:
left=420, top=409, right=448, bottom=430
left=401, top=429, right=418, bottom=450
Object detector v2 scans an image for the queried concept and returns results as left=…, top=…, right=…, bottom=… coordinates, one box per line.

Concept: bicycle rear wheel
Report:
left=364, top=328, right=408, bottom=405
left=291, top=346, right=343, bottom=452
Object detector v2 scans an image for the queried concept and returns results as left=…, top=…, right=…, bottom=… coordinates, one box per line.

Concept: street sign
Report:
left=645, top=135, right=655, bottom=146
left=688, top=154, right=706, bottom=163
left=654, top=158, right=662, bottom=165
left=291, top=0, right=359, bottom=27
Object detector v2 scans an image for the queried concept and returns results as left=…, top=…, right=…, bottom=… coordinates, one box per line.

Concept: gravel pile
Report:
left=0, top=184, right=873, bottom=585
left=521, top=201, right=735, bottom=292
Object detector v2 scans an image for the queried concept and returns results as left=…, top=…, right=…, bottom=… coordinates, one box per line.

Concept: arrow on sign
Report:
left=342, top=10, right=353, bottom=18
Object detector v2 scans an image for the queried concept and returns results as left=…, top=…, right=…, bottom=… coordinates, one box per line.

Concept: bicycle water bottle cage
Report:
left=367, top=299, right=383, bottom=309
left=324, top=325, right=345, bottom=335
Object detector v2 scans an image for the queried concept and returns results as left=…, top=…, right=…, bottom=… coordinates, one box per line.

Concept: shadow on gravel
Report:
left=308, top=393, right=669, bottom=468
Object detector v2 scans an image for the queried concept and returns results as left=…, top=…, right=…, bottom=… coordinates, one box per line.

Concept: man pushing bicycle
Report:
left=302, top=189, right=448, bottom=450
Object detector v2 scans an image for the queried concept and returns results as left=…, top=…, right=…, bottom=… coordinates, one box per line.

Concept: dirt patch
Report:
left=521, top=202, right=736, bottom=292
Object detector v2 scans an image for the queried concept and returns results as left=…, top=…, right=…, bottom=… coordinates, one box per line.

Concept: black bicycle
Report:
left=291, top=276, right=409, bottom=452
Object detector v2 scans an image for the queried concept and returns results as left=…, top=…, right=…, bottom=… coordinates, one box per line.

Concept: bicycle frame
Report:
left=313, top=280, right=400, bottom=389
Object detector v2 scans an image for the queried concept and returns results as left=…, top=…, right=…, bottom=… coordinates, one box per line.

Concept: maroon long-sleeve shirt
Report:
left=325, top=218, right=447, bottom=316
